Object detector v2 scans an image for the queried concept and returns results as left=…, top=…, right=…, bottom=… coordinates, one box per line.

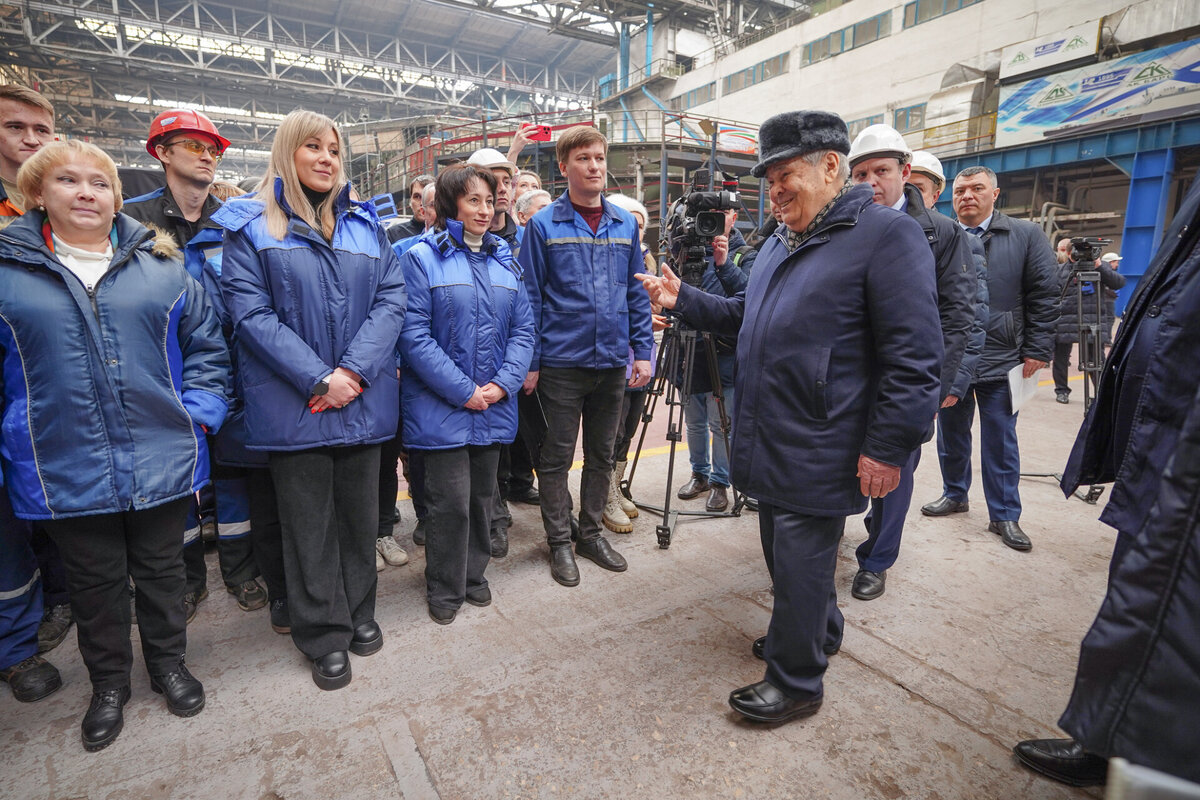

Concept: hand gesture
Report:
left=857, top=455, right=901, bottom=498
left=480, top=382, right=507, bottom=404
left=1022, top=358, right=1046, bottom=379
left=712, top=234, right=729, bottom=267
left=464, top=385, right=489, bottom=411
left=636, top=262, right=682, bottom=310
left=629, top=360, right=652, bottom=388
left=309, top=367, right=363, bottom=413
left=522, top=370, right=540, bottom=395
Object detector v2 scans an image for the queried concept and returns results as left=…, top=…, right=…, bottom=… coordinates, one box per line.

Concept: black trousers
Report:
left=269, top=445, right=380, bottom=659
left=378, top=434, right=402, bottom=537
left=759, top=503, right=844, bottom=701
left=612, top=390, right=648, bottom=462
left=183, top=529, right=255, bottom=594
left=1052, top=339, right=1100, bottom=395
left=537, top=367, right=626, bottom=546
left=247, top=468, right=286, bottom=602
left=42, top=497, right=191, bottom=691
left=31, top=526, right=69, bottom=607
left=423, top=445, right=500, bottom=611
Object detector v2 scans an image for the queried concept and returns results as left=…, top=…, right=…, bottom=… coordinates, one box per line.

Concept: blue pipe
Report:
left=620, top=24, right=631, bottom=90
left=618, top=96, right=645, bottom=143
left=640, top=86, right=704, bottom=142
left=645, top=9, right=653, bottom=78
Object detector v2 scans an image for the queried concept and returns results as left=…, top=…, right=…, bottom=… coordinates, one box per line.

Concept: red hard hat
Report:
left=146, top=109, right=231, bottom=160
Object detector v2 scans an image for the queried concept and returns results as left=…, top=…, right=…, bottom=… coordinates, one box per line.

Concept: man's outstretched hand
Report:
left=636, top=262, right=682, bottom=310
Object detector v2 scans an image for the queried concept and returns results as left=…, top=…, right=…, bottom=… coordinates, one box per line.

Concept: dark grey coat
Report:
left=972, top=211, right=1060, bottom=381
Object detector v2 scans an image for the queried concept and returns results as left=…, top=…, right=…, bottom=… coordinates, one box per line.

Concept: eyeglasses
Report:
left=167, top=139, right=224, bottom=161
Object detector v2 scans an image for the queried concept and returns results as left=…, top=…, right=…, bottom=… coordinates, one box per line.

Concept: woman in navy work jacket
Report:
left=398, top=165, right=534, bottom=624
left=215, top=110, right=406, bottom=691
left=0, top=140, right=230, bottom=751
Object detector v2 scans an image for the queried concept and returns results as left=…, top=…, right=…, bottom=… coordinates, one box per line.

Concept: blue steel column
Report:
left=1118, top=148, right=1175, bottom=314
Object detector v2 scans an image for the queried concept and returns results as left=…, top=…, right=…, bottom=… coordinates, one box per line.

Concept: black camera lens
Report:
left=694, top=211, right=725, bottom=238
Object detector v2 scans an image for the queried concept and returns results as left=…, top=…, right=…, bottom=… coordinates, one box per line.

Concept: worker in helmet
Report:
left=907, top=150, right=947, bottom=211
left=124, top=110, right=270, bottom=623
left=845, top=125, right=977, bottom=601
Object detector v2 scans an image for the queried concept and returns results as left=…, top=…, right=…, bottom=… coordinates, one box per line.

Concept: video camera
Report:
left=662, top=170, right=740, bottom=287
left=1069, top=236, right=1112, bottom=267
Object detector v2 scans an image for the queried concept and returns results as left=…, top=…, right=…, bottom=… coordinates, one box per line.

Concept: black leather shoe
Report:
left=921, top=496, right=969, bottom=516
left=744, top=496, right=759, bottom=512
left=729, top=680, right=822, bottom=723
left=490, top=526, right=509, bottom=559
left=82, top=686, right=130, bottom=751
left=851, top=568, right=886, bottom=600
left=550, top=544, right=580, bottom=586
left=575, top=536, right=627, bottom=572
left=706, top=484, right=729, bottom=512
left=989, top=520, right=1032, bottom=551
left=1055, top=390, right=1070, bottom=405
left=1013, top=738, right=1107, bottom=787
left=465, top=586, right=492, bottom=607
left=428, top=605, right=456, bottom=625
left=0, top=654, right=63, bottom=702
left=508, top=486, right=541, bottom=505
left=350, top=621, right=383, bottom=656
left=150, top=660, right=205, bottom=717
left=311, top=651, right=351, bottom=690
left=412, top=518, right=427, bottom=546
left=677, top=472, right=710, bottom=500
left=269, top=598, right=290, bottom=634
left=183, top=587, right=209, bottom=624
left=752, top=636, right=839, bottom=660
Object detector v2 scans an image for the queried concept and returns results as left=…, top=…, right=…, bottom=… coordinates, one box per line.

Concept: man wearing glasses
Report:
left=125, top=110, right=267, bottom=621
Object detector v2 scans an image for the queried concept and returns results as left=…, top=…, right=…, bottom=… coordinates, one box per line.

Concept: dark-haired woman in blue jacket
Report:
left=399, top=165, right=534, bottom=624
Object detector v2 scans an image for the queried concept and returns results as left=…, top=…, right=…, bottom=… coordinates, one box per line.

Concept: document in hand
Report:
left=1008, top=363, right=1040, bottom=414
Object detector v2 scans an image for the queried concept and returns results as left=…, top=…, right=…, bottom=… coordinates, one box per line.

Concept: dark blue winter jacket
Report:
left=517, top=192, right=653, bottom=370
left=675, top=183, right=943, bottom=517
left=947, top=234, right=989, bottom=399
left=123, top=186, right=225, bottom=280
left=398, top=220, right=535, bottom=450
left=0, top=213, right=230, bottom=519
left=214, top=180, right=407, bottom=451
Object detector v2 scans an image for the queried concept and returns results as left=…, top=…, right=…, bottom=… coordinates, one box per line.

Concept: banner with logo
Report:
left=996, top=37, right=1200, bottom=148
left=1000, top=21, right=1102, bottom=81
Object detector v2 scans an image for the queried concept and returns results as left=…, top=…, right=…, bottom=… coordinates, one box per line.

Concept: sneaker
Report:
left=37, top=603, right=74, bottom=653
left=269, top=598, right=291, bottom=634
left=226, top=579, right=267, bottom=612
left=184, top=587, right=209, bottom=624
left=376, top=535, right=409, bottom=567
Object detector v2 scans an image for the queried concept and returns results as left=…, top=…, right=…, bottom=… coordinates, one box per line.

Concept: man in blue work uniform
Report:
left=517, top=125, right=654, bottom=587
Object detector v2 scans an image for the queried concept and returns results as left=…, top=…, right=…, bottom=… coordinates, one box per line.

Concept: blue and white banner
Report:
left=996, top=37, right=1200, bottom=147
left=999, top=21, right=1102, bottom=81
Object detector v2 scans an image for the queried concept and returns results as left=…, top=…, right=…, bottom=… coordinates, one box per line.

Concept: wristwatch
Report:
left=312, top=377, right=331, bottom=396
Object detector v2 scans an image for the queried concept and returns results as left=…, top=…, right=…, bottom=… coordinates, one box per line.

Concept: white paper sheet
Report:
left=1008, top=363, right=1040, bottom=414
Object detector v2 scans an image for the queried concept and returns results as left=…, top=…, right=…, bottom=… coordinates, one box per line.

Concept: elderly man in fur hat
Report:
left=638, top=110, right=943, bottom=724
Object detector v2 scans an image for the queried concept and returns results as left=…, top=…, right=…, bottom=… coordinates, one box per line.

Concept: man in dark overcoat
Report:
left=1014, top=176, right=1200, bottom=788
left=637, top=111, right=943, bottom=724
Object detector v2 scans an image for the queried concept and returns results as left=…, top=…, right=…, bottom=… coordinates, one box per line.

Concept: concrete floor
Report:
left=4, top=376, right=1113, bottom=800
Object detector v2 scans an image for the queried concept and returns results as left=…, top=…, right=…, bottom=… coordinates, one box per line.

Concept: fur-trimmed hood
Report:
left=0, top=210, right=186, bottom=270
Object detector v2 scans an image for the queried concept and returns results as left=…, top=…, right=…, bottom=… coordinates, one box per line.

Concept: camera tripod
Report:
left=624, top=311, right=744, bottom=549
left=1020, top=260, right=1107, bottom=504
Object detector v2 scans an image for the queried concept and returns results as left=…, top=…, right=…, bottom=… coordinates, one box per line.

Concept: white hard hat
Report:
left=848, top=124, right=912, bottom=168
left=466, top=147, right=516, bottom=176
left=1100, top=252, right=1122, bottom=263
left=605, top=193, right=649, bottom=224
left=910, top=150, right=946, bottom=185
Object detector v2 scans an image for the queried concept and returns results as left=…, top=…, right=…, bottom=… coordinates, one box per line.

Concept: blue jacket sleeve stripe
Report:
left=0, top=312, right=51, bottom=516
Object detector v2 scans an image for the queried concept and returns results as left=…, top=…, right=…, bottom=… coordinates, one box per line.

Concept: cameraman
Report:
left=674, top=206, right=751, bottom=512
left=1052, top=244, right=1125, bottom=404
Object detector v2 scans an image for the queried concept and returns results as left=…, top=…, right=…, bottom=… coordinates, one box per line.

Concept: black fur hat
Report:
left=751, top=111, right=851, bottom=178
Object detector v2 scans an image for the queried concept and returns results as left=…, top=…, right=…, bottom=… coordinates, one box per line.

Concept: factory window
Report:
left=722, top=52, right=789, bottom=95
left=671, top=82, right=716, bottom=110
left=893, top=103, right=927, bottom=133
left=802, top=12, right=893, bottom=65
left=903, top=0, right=984, bottom=29
left=846, top=114, right=885, bottom=138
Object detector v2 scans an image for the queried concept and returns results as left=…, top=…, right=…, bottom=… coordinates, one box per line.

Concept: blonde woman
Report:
left=215, top=110, right=406, bottom=691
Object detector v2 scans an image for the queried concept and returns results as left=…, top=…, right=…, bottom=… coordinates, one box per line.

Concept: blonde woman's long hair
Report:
left=257, top=110, right=347, bottom=241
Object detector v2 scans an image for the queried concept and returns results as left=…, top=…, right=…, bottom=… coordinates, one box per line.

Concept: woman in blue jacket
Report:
left=399, top=165, right=534, bottom=624
left=216, top=110, right=406, bottom=691
left=0, top=140, right=230, bottom=751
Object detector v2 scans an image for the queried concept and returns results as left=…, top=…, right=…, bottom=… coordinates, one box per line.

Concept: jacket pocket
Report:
left=813, top=346, right=831, bottom=421
left=986, top=310, right=1016, bottom=349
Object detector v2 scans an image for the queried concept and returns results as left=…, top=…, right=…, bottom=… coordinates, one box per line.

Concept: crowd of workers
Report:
left=0, top=82, right=1197, bottom=791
